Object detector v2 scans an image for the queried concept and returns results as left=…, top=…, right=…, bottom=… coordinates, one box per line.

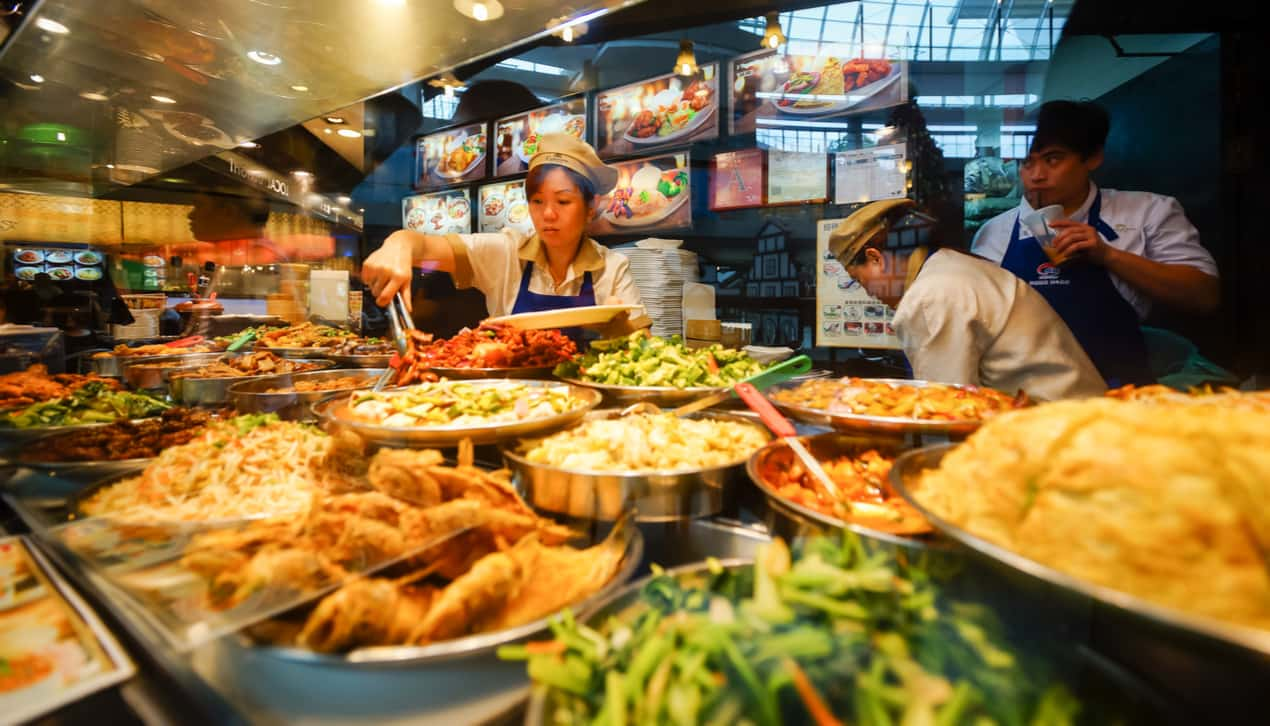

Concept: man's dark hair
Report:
left=1030, top=100, right=1110, bottom=159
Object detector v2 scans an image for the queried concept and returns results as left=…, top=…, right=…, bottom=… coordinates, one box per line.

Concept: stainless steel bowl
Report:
left=169, top=359, right=335, bottom=407
left=556, top=376, right=728, bottom=407
left=227, top=369, right=387, bottom=421
left=766, top=378, right=1009, bottom=438
left=122, top=352, right=235, bottom=391
left=504, top=410, right=771, bottom=522
left=314, top=380, right=602, bottom=448
left=255, top=346, right=336, bottom=360
left=427, top=365, right=555, bottom=380
left=747, top=432, right=938, bottom=551
left=326, top=353, right=394, bottom=369
left=88, top=355, right=124, bottom=377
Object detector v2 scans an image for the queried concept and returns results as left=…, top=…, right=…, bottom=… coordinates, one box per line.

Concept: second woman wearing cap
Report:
left=362, top=133, right=649, bottom=338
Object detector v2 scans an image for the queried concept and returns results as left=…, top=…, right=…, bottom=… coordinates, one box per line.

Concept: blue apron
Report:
left=1001, top=190, right=1151, bottom=388
left=510, top=260, right=597, bottom=343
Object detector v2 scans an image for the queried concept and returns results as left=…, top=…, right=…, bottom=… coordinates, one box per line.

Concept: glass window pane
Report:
left=825, top=3, right=861, bottom=23
left=792, top=7, right=826, bottom=22
left=788, top=17, right=823, bottom=40
left=891, top=6, right=927, bottom=25
left=787, top=39, right=822, bottom=56
left=821, top=20, right=854, bottom=44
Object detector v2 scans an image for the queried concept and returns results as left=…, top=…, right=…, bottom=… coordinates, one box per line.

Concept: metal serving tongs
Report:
left=619, top=354, right=813, bottom=418
left=373, top=292, right=414, bottom=391
left=733, top=381, right=843, bottom=503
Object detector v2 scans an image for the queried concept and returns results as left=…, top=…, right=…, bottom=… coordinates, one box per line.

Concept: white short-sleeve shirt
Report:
left=893, top=249, right=1106, bottom=401
left=445, top=228, right=645, bottom=319
left=971, top=184, right=1218, bottom=320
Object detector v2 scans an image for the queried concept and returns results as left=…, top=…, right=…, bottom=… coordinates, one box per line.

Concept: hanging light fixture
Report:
left=762, top=12, right=786, bottom=50
left=428, top=73, right=464, bottom=100
left=674, top=39, right=699, bottom=77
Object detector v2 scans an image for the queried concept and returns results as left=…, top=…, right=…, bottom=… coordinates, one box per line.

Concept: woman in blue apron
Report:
left=362, top=133, right=649, bottom=342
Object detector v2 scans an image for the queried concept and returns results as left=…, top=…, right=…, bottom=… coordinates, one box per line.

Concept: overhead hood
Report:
left=0, top=0, right=640, bottom=198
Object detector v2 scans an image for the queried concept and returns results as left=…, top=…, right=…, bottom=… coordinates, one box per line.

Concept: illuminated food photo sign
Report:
left=493, top=98, right=587, bottom=177
left=594, top=64, right=719, bottom=159
left=414, top=123, right=488, bottom=190
left=589, top=152, right=691, bottom=236
left=477, top=180, right=533, bottom=236
left=730, top=49, right=908, bottom=135
left=403, top=189, right=472, bottom=236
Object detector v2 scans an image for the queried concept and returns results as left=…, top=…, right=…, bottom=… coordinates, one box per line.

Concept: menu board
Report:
left=11, top=246, right=105, bottom=282
left=594, top=64, right=719, bottom=159
left=815, top=217, right=901, bottom=349
left=493, top=98, right=587, bottom=177
left=768, top=151, right=827, bottom=205
left=833, top=143, right=908, bottom=205
left=402, top=189, right=472, bottom=236
left=0, top=536, right=134, bottom=724
left=709, top=149, right=765, bottom=211
left=414, top=123, right=488, bottom=190
left=589, top=152, right=691, bottom=236
left=477, top=180, right=533, bottom=236
left=730, top=50, right=908, bottom=135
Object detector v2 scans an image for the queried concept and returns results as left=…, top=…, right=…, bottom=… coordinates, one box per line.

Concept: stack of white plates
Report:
left=618, top=248, right=699, bottom=338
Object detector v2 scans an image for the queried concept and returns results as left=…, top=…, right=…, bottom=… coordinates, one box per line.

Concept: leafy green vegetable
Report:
left=554, top=332, right=765, bottom=389
left=510, top=532, right=1089, bottom=726
left=0, top=382, right=169, bottom=429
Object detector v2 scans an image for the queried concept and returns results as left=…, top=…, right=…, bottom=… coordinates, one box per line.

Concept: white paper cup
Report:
left=1021, top=204, right=1065, bottom=261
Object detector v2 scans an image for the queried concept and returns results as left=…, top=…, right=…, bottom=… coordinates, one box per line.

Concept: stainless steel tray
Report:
left=0, top=420, right=117, bottom=447
left=890, top=444, right=1270, bottom=659
left=504, top=410, right=770, bottom=522
left=245, top=524, right=642, bottom=667
left=314, top=380, right=602, bottom=448
left=556, top=376, right=727, bottom=406
left=227, top=369, right=387, bottom=421
left=170, top=360, right=335, bottom=407
left=122, top=352, right=235, bottom=390
left=326, top=353, right=394, bottom=369
left=767, top=377, right=1008, bottom=437
left=427, top=365, right=555, bottom=380
left=88, top=354, right=124, bottom=377
left=746, top=432, right=938, bottom=550
left=254, top=346, right=335, bottom=360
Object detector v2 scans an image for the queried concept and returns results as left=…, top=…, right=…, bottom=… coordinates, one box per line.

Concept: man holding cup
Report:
left=971, top=101, right=1219, bottom=388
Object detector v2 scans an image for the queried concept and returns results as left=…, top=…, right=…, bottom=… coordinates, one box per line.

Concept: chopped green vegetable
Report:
left=554, top=332, right=765, bottom=389
left=0, top=382, right=169, bottom=429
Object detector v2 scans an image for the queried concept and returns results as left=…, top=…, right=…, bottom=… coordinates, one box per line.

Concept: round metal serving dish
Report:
left=121, top=352, right=235, bottom=391
left=254, top=345, right=340, bottom=360
left=767, top=377, right=1013, bottom=437
left=503, top=410, right=771, bottom=522
left=556, top=376, right=728, bottom=407
left=245, top=524, right=642, bottom=667
left=891, top=444, right=1270, bottom=664
left=227, top=369, right=387, bottom=421
left=314, top=379, right=602, bottom=448
left=427, top=364, right=555, bottom=380
left=87, top=354, right=125, bottom=377
left=169, top=359, right=335, bottom=407
left=746, top=432, right=937, bottom=551
left=325, top=352, right=394, bottom=369
left=0, top=420, right=117, bottom=448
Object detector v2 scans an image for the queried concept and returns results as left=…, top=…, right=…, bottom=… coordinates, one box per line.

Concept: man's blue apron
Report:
left=510, top=260, right=597, bottom=343
left=1000, top=190, right=1151, bottom=388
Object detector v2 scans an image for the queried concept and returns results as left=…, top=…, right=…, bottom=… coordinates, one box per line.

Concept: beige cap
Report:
left=528, top=133, right=620, bottom=195
left=828, top=198, right=916, bottom=264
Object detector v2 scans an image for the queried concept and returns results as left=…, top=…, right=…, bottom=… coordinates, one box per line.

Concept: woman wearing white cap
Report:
left=363, top=133, right=649, bottom=338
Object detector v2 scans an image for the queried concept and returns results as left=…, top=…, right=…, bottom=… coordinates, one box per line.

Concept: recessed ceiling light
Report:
left=34, top=18, right=70, bottom=35
left=290, top=84, right=309, bottom=92
left=151, top=94, right=177, bottom=104
left=323, top=128, right=333, bottom=135
left=453, top=0, right=503, bottom=22
left=237, top=141, right=260, bottom=149
left=324, top=116, right=346, bottom=125
left=247, top=50, right=283, bottom=66
left=336, top=128, right=362, bottom=138
left=292, top=170, right=313, bottom=178
left=29, top=74, right=45, bottom=84
left=79, top=91, right=109, bottom=101
left=105, top=164, right=115, bottom=169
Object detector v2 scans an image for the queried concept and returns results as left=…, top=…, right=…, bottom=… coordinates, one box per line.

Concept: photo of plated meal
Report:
left=494, top=98, right=587, bottom=174
left=415, top=123, right=488, bottom=188
left=477, top=180, right=533, bottom=235
left=403, top=190, right=471, bottom=235
left=623, top=78, right=717, bottom=144
left=593, top=153, right=692, bottom=233
left=596, top=65, right=720, bottom=157
left=433, top=130, right=486, bottom=180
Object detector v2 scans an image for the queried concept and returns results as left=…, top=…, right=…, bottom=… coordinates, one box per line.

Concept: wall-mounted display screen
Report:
left=594, top=65, right=719, bottom=158
left=589, top=152, right=691, bottom=236
left=414, top=123, right=488, bottom=189
left=493, top=98, right=587, bottom=177
left=477, top=180, right=533, bottom=236
left=402, top=189, right=472, bottom=236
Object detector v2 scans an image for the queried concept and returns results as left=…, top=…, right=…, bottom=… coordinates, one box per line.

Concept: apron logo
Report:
left=1036, top=262, right=1061, bottom=278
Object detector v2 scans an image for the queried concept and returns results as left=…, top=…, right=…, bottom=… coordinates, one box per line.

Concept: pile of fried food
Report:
left=264, top=375, right=374, bottom=394
left=411, top=323, right=577, bottom=370
left=773, top=377, right=1026, bottom=422
left=92, top=341, right=222, bottom=359
left=392, top=329, right=445, bottom=386
left=911, top=395, right=1270, bottom=629
left=171, top=436, right=628, bottom=653
left=518, top=412, right=769, bottom=473
left=0, top=365, right=121, bottom=410
left=255, top=323, right=356, bottom=349
left=758, top=446, right=930, bottom=535
left=1105, top=382, right=1270, bottom=411
left=21, top=408, right=218, bottom=463
left=172, top=352, right=323, bottom=379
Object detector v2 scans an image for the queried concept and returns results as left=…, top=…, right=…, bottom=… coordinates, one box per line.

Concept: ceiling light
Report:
left=323, top=128, right=333, bottom=134
left=674, top=39, right=698, bottom=77
left=290, top=84, right=309, bottom=92
left=428, top=73, right=465, bottom=100
left=337, top=195, right=351, bottom=204
left=444, top=85, right=455, bottom=99
left=79, top=91, right=109, bottom=101
left=151, top=94, right=177, bottom=104
left=247, top=50, right=283, bottom=66
left=29, top=74, right=45, bottom=84
left=34, top=18, right=70, bottom=35
left=238, top=141, right=260, bottom=149
left=324, top=116, right=346, bottom=125
left=106, top=164, right=115, bottom=169
left=336, top=128, right=362, bottom=138
left=292, top=170, right=313, bottom=179
left=453, top=0, right=503, bottom=22
left=762, top=13, right=786, bottom=50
